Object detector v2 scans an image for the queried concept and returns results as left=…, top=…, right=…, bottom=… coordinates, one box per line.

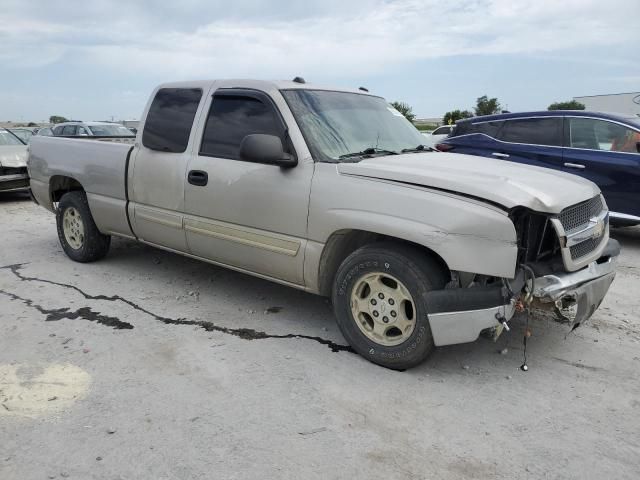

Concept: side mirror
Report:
left=239, top=134, right=297, bottom=168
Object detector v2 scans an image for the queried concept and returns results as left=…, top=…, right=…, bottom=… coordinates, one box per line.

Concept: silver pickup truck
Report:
left=28, top=79, right=619, bottom=369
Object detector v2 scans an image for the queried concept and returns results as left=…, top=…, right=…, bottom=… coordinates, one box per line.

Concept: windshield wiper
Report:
left=339, top=147, right=399, bottom=160
left=401, top=144, right=434, bottom=153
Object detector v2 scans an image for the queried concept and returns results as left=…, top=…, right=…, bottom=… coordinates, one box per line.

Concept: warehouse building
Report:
left=573, top=92, right=640, bottom=115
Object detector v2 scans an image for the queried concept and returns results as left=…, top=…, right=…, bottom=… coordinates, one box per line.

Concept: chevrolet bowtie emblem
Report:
left=590, top=216, right=605, bottom=239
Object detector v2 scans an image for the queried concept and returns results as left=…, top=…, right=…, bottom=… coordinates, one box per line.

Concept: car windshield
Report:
left=88, top=125, right=135, bottom=136
left=281, top=90, right=427, bottom=162
left=10, top=129, right=33, bottom=143
left=0, top=129, right=25, bottom=146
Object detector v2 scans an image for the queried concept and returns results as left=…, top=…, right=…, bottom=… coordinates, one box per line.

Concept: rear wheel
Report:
left=332, top=243, right=448, bottom=370
left=56, top=191, right=111, bottom=262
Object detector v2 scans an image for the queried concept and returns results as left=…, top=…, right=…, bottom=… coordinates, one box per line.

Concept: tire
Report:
left=56, top=191, right=111, bottom=262
left=332, top=243, right=448, bottom=370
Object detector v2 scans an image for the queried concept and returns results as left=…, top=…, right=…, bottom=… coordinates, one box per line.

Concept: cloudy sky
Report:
left=1, top=0, right=638, bottom=122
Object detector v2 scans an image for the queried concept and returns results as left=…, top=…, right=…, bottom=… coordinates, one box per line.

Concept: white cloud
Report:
left=1, top=0, right=637, bottom=77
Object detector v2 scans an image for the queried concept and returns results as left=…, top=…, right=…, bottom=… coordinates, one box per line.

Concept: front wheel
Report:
left=56, top=191, right=111, bottom=262
left=332, top=243, right=448, bottom=370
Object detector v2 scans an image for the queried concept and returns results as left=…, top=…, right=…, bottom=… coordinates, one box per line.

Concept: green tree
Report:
left=389, top=101, right=416, bottom=123
left=548, top=100, right=585, bottom=111
left=442, top=109, right=473, bottom=125
left=49, top=115, right=69, bottom=124
left=474, top=95, right=501, bottom=116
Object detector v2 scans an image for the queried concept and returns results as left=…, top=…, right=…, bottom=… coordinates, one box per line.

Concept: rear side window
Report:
left=200, top=93, right=284, bottom=159
left=498, top=118, right=562, bottom=146
left=456, top=120, right=504, bottom=138
left=142, top=88, right=202, bottom=153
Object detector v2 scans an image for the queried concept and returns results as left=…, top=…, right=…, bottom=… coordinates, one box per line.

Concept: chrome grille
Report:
left=570, top=235, right=605, bottom=260
left=559, top=196, right=603, bottom=234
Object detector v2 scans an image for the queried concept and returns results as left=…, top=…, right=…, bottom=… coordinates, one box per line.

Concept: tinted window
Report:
left=142, top=88, right=202, bottom=153
left=52, top=125, right=64, bottom=136
left=569, top=117, right=640, bottom=153
left=62, top=125, right=77, bottom=136
left=200, top=94, right=284, bottom=159
left=455, top=120, right=504, bottom=138
left=499, top=118, right=562, bottom=146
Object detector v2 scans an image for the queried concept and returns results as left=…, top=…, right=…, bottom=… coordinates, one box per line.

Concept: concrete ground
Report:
left=1, top=192, right=639, bottom=480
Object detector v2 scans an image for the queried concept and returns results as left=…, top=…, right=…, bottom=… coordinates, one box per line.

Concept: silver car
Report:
left=0, top=128, right=29, bottom=192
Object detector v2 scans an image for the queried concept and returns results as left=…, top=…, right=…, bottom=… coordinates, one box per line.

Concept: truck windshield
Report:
left=88, top=125, right=135, bottom=136
left=281, top=89, right=427, bottom=162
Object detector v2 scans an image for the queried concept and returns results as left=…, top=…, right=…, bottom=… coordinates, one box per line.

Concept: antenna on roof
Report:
left=359, top=87, right=369, bottom=92
left=293, top=76, right=306, bottom=84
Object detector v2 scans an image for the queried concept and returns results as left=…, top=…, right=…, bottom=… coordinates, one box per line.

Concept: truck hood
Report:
left=337, top=152, right=600, bottom=214
left=0, top=145, right=28, bottom=168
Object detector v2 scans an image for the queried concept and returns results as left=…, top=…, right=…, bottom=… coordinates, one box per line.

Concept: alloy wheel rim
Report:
left=62, top=207, right=85, bottom=250
left=350, top=272, right=416, bottom=346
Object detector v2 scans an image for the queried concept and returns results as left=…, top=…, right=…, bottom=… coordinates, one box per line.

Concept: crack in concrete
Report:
left=0, top=263, right=353, bottom=353
left=0, top=289, right=133, bottom=330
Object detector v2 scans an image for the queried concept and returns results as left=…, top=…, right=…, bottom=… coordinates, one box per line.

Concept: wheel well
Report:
left=49, top=176, right=84, bottom=204
left=317, top=229, right=450, bottom=296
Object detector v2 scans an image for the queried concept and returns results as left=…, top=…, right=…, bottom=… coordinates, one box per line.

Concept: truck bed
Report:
left=28, top=136, right=134, bottom=237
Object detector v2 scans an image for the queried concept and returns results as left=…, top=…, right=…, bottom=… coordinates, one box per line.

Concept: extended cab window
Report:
left=499, top=118, right=562, bottom=146
left=200, top=93, right=284, bottom=159
left=142, top=88, right=202, bottom=153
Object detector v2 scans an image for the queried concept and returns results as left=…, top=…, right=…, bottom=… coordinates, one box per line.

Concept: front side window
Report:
left=281, top=89, right=426, bottom=162
left=142, top=88, right=202, bottom=153
left=200, top=93, right=284, bottom=159
left=499, top=118, right=562, bottom=146
left=62, top=125, right=77, bottom=136
left=569, top=117, right=640, bottom=153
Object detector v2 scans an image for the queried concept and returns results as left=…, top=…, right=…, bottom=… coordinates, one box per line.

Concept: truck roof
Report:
left=154, top=79, right=376, bottom=97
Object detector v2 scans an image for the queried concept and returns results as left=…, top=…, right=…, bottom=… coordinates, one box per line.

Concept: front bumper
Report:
left=532, top=238, right=619, bottom=326
left=0, top=173, right=30, bottom=192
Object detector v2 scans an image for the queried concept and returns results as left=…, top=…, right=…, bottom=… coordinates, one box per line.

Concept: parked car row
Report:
left=26, top=79, right=620, bottom=370
left=436, top=110, right=640, bottom=226
left=0, top=127, right=29, bottom=192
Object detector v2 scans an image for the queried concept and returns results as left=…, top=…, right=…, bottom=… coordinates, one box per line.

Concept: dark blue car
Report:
left=437, top=111, right=640, bottom=226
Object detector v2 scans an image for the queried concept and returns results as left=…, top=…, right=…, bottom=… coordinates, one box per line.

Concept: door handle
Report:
left=564, top=163, right=585, bottom=170
left=188, top=170, right=208, bottom=186
left=492, top=152, right=510, bottom=158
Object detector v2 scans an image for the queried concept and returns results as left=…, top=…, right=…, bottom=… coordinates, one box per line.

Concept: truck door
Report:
left=128, top=87, right=205, bottom=252
left=183, top=88, right=314, bottom=285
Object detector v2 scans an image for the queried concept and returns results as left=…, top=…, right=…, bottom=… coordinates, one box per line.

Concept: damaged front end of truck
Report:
left=424, top=194, right=619, bottom=347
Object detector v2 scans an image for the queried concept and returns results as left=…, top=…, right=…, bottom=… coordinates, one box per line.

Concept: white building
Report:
left=573, top=92, right=640, bottom=115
